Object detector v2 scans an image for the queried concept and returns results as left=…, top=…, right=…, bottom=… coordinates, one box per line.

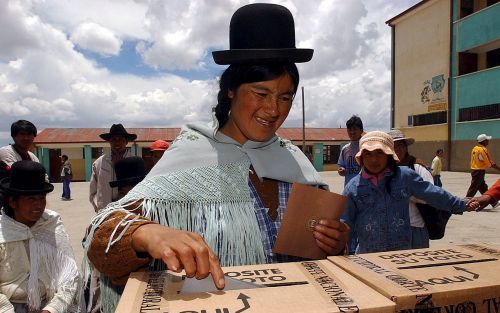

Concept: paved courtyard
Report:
left=46, top=171, right=500, bottom=265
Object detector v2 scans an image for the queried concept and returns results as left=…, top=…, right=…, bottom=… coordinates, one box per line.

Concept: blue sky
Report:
left=77, top=39, right=224, bottom=81
left=0, top=0, right=420, bottom=147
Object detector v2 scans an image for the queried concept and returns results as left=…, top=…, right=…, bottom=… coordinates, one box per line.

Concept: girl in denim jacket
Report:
left=341, top=131, right=479, bottom=254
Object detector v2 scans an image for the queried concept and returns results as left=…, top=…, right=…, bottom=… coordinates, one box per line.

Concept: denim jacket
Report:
left=342, top=166, right=465, bottom=254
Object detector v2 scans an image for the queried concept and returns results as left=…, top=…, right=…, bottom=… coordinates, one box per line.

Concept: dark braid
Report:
left=2, top=195, right=17, bottom=218
left=215, top=69, right=235, bottom=128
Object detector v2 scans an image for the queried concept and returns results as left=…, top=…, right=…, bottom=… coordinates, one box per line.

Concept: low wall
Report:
left=409, top=139, right=499, bottom=172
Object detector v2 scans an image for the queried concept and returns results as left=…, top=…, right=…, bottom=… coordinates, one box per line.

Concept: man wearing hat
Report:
left=466, top=134, right=500, bottom=198
left=89, top=124, right=137, bottom=212
left=388, top=129, right=435, bottom=248
left=0, top=161, right=82, bottom=312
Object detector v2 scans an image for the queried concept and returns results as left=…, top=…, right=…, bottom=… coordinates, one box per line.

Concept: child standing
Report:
left=341, top=131, right=479, bottom=254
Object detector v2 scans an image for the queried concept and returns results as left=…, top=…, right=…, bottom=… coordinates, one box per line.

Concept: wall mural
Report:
left=420, top=74, right=447, bottom=112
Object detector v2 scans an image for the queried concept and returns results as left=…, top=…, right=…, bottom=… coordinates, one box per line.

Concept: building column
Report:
left=84, top=145, right=92, bottom=182
left=36, top=147, right=50, bottom=174
left=312, top=143, right=324, bottom=172
left=131, top=143, right=138, bottom=156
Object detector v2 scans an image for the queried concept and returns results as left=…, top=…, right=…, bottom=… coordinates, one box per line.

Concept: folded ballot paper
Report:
left=273, top=183, right=347, bottom=259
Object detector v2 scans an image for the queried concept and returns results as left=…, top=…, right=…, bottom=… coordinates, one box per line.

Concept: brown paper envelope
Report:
left=273, top=183, right=347, bottom=260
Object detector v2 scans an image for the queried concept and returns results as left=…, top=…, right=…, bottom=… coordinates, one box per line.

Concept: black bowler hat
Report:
left=109, top=157, right=146, bottom=188
left=100, top=124, right=137, bottom=141
left=212, top=3, right=313, bottom=65
left=0, top=161, right=54, bottom=195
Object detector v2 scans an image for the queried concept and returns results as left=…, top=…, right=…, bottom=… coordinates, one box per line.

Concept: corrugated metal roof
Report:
left=34, top=127, right=349, bottom=144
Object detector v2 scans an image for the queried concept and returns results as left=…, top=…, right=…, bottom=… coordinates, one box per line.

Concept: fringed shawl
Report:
left=0, top=209, right=82, bottom=312
left=84, top=119, right=327, bottom=313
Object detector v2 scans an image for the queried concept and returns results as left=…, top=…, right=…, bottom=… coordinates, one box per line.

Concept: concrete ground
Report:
left=46, top=171, right=499, bottom=265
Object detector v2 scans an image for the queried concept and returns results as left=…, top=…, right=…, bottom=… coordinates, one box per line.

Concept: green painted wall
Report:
left=452, top=67, right=500, bottom=141
left=84, top=145, right=92, bottom=182
left=456, top=3, right=500, bottom=52
left=455, top=67, right=500, bottom=109
left=38, top=147, right=50, bottom=175
left=313, top=143, right=324, bottom=172
left=455, top=120, right=500, bottom=140
left=451, top=2, right=500, bottom=142
left=450, top=0, right=459, bottom=141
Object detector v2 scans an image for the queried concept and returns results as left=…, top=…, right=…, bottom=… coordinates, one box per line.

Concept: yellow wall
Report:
left=324, top=164, right=339, bottom=171
left=392, top=0, right=450, bottom=141
left=71, top=159, right=86, bottom=181
left=400, top=124, right=448, bottom=141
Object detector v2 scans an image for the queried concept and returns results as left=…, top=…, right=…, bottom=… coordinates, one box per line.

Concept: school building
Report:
left=387, top=0, right=499, bottom=171
left=33, top=127, right=349, bottom=182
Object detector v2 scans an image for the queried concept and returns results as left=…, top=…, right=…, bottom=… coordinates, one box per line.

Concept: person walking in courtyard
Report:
left=431, top=149, right=444, bottom=187
left=471, top=179, right=499, bottom=210
left=61, top=155, right=73, bottom=200
left=89, top=124, right=136, bottom=212
left=466, top=134, right=500, bottom=197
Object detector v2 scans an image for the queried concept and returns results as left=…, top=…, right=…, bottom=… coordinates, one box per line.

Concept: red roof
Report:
left=34, top=127, right=348, bottom=144
left=276, top=128, right=348, bottom=141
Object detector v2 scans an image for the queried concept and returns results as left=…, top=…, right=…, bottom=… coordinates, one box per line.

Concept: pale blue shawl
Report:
left=83, top=116, right=326, bottom=313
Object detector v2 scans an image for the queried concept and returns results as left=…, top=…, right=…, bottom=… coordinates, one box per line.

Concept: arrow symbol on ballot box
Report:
left=454, top=266, right=479, bottom=279
left=235, top=293, right=251, bottom=313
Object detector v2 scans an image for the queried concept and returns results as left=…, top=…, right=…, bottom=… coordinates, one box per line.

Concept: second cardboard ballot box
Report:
left=115, top=259, right=395, bottom=313
left=328, top=243, right=500, bottom=313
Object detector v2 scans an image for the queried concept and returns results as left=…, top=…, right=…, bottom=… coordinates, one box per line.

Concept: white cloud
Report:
left=0, top=0, right=421, bottom=148
left=32, top=0, right=150, bottom=39
left=138, top=0, right=236, bottom=70
left=0, top=1, right=42, bottom=61
left=71, top=22, right=122, bottom=56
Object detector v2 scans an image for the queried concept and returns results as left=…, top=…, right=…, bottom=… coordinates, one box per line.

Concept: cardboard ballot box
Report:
left=328, top=243, right=500, bottom=313
left=115, top=260, right=395, bottom=313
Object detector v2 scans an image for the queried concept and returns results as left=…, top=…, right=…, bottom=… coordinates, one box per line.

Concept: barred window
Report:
left=413, top=111, right=447, bottom=126
left=459, top=103, right=500, bottom=122
left=323, top=145, right=340, bottom=164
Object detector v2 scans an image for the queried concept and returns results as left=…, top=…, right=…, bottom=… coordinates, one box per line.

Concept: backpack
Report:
left=409, top=161, right=451, bottom=240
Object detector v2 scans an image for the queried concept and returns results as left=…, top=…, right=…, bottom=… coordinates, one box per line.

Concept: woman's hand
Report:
left=131, top=224, right=225, bottom=289
left=313, top=219, right=350, bottom=255
left=467, top=195, right=492, bottom=211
